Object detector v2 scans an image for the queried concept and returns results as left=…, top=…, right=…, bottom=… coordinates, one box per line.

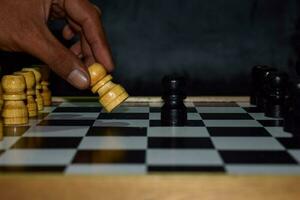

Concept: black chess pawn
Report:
left=161, top=75, right=187, bottom=126
left=256, top=66, right=278, bottom=110
left=264, top=72, right=289, bottom=118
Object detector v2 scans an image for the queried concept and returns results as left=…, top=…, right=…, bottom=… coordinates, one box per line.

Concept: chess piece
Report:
left=40, top=65, right=52, bottom=106
left=293, top=87, right=300, bottom=135
left=0, top=119, right=3, bottom=141
left=88, top=63, right=129, bottom=112
left=1, top=75, right=28, bottom=125
left=0, top=83, right=3, bottom=110
left=250, top=65, right=265, bottom=105
left=22, top=68, right=44, bottom=111
left=285, top=81, right=300, bottom=134
left=283, top=81, right=295, bottom=133
left=161, top=75, right=187, bottom=126
left=41, top=81, right=52, bottom=106
left=256, top=66, right=277, bottom=110
left=14, top=71, right=38, bottom=117
left=264, top=72, right=289, bottom=118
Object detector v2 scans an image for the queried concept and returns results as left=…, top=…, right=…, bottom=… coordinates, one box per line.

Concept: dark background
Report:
left=0, top=0, right=300, bottom=96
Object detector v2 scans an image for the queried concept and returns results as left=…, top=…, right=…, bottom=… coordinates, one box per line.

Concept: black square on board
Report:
left=148, top=166, right=225, bottom=173
left=278, top=137, right=300, bottom=149
left=38, top=120, right=95, bottom=126
left=194, top=102, right=239, bottom=107
left=11, top=137, right=82, bottom=149
left=258, top=120, right=284, bottom=127
left=87, top=127, right=147, bottom=136
left=0, top=166, right=65, bottom=173
left=53, top=107, right=102, bottom=113
left=150, top=107, right=197, bottom=113
left=72, top=150, right=145, bottom=164
left=149, top=120, right=205, bottom=127
left=98, top=113, right=149, bottom=120
left=207, top=127, right=271, bottom=137
left=148, top=137, right=214, bottom=149
left=200, top=113, right=253, bottom=120
left=243, top=107, right=262, bottom=113
left=219, top=151, right=297, bottom=164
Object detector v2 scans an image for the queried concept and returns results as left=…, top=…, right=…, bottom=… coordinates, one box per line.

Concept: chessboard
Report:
left=0, top=98, right=300, bottom=175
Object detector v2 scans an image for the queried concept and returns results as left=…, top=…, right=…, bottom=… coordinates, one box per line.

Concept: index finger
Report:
left=63, top=0, right=114, bottom=72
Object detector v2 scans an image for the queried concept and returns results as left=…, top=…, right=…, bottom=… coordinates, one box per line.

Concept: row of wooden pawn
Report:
left=0, top=67, right=52, bottom=126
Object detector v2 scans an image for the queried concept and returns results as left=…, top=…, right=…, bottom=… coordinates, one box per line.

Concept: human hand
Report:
left=0, top=0, right=114, bottom=89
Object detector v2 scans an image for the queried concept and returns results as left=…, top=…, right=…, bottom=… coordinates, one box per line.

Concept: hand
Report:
left=0, top=0, right=114, bottom=89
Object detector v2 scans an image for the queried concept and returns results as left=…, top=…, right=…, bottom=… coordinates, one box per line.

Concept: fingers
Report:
left=70, top=41, right=82, bottom=58
left=81, top=34, right=96, bottom=67
left=62, top=24, right=75, bottom=40
left=22, top=27, right=90, bottom=90
left=64, top=0, right=114, bottom=72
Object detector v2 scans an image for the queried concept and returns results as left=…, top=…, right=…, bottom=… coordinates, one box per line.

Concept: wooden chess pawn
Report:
left=14, top=71, right=38, bottom=117
left=40, top=65, right=52, bottom=106
left=41, top=81, right=52, bottom=106
left=88, top=63, right=129, bottom=112
left=0, top=119, right=3, bottom=141
left=0, top=84, right=3, bottom=111
left=0, top=87, right=2, bottom=140
left=22, top=68, right=44, bottom=111
left=1, top=75, right=28, bottom=125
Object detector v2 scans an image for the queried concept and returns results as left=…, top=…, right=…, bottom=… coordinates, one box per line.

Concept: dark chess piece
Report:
left=256, top=66, right=278, bottom=110
left=285, top=81, right=300, bottom=134
left=250, top=65, right=268, bottom=105
left=264, top=72, right=289, bottom=118
left=283, top=81, right=296, bottom=133
left=293, top=84, right=300, bottom=134
left=161, top=75, right=187, bottom=126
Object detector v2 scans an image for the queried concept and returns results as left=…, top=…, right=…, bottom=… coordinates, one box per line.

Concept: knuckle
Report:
left=93, top=5, right=102, bottom=16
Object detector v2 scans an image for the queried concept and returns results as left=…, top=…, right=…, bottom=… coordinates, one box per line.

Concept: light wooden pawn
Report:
left=0, top=119, right=3, bottom=141
left=14, top=71, right=38, bottom=117
left=41, top=81, right=52, bottom=106
left=39, top=65, right=52, bottom=106
left=0, top=84, right=3, bottom=111
left=1, top=75, right=28, bottom=125
left=22, top=68, right=44, bottom=111
left=88, top=63, right=129, bottom=112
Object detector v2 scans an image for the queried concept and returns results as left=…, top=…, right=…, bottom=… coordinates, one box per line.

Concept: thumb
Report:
left=22, top=27, right=90, bottom=90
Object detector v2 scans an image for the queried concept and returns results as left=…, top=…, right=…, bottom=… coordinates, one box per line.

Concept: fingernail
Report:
left=67, top=69, right=90, bottom=90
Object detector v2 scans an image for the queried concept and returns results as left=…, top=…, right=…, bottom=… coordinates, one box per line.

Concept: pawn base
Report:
left=265, top=104, right=284, bottom=118
left=36, top=97, right=44, bottom=111
left=161, top=108, right=187, bottom=126
left=103, top=91, right=129, bottom=113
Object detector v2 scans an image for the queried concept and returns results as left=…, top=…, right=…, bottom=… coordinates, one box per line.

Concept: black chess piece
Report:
left=250, top=65, right=268, bottom=105
left=264, top=72, right=289, bottom=118
left=283, top=88, right=294, bottom=133
left=290, top=81, right=300, bottom=134
left=256, top=66, right=278, bottom=111
left=161, top=75, right=187, bottom=126
left=283, top=80, right=297, bottom=133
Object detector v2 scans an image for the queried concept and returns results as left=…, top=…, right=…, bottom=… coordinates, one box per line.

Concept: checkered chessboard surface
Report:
left=0, top=100, right=300, bottom=175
